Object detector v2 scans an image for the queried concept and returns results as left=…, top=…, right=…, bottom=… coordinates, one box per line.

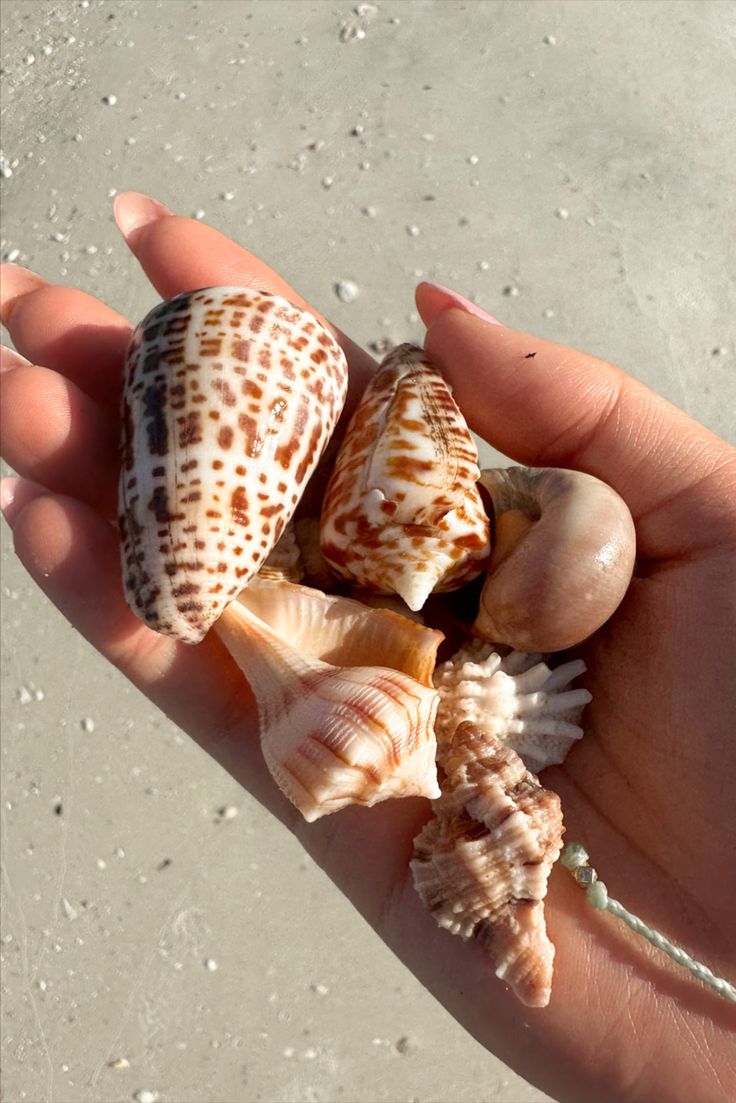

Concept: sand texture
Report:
left=1, top=2, right=734, bottom=1102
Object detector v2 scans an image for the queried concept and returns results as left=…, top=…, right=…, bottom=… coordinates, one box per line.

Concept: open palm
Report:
left=2, top=194, right=734, bottom=1103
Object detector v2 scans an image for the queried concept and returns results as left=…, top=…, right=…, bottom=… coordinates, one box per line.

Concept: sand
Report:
left=1, top=2, right=734, bottom=1101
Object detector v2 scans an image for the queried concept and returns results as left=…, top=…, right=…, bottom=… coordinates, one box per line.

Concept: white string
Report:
left=561, top=843, right=736, bottom=1005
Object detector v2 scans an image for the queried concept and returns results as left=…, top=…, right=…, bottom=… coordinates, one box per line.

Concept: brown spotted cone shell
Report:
left=411, top=721, right=564, bottom=1008
left=320, top=344, right=490, bottom=611
left=119, top=287, right=348, bottom=643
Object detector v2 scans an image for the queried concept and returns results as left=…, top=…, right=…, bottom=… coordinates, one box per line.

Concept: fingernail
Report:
left=0, top=476, right=45, bottom=527
left=0, top=266, right=48, bottom=325
left=114, top=191, right=173, bottom=244
left=0, top=346, right=33, bottom=373
left=417, top=282, right=502, bottom=326
left=0, top=477, right=21, bottom=523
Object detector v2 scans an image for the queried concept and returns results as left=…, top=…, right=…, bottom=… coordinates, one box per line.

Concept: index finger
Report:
left=114, top=192, right=377, bottom=411
left=417, top=284, right=736, bottom=560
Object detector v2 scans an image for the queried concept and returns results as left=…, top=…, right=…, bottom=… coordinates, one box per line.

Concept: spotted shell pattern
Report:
left=119, top=287, right=348, bottom=643
left=320, top=344, right=490, bottom=611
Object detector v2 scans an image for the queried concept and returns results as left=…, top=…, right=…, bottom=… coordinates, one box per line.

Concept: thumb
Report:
left=416, top=282, right=734, bottom=560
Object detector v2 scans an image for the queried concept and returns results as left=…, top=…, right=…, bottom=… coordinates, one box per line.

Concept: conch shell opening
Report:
left=215, top=578, right=443, bottom=821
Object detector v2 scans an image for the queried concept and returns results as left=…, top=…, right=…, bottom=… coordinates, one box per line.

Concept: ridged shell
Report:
left=320, top=344, right=490, bottom=611
left=434, top=639, right=591, bottom=773
left=119, top=287, right=348, bottom=643
left=215, top=577, right=443, bottom=821
left=411, top=721, right=564, bottom=1008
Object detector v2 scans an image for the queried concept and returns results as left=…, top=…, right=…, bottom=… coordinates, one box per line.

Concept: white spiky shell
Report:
left=257, top=521, right=304, bottom=583
left=320, top=344, right=490, bottom=611
left=411, top=721, right=564, bottom=1008
left=215, top=577, right=443, bottom=821
left=434, top=639, right=592, bottom=773
left=119, top=287, right=348, bottom=643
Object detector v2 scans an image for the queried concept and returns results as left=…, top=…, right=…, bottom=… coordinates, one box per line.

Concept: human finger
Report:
left=3, top=486, right=289, bottom=820
left=113, top=191, right=377, bottom=409
left=0, top=264, right=132, bottom=413
left=417, top=283, right=736, bottom=559
left=0, top=357, right=119, bottom=515
left=0, top=475, right=48, bottom=523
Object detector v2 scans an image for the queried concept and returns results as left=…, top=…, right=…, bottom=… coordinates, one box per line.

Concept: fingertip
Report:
left=0, top=264, right=49, bottom=326
left=1, top=477, right=53, bottom=528
left=416, top=281, right=503, bottom=328
left=0, top=476, right=20, bottom=518
left=114, top=190, right=174, bottom=248
left=0, top=345, right=33, bottom=372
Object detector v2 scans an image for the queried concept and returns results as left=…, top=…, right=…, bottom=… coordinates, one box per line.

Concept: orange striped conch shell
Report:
left=215, top=577, right=443, bottom=821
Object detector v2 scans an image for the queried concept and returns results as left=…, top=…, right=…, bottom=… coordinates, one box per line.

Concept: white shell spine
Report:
left=434, top=639, right=592, bottom=773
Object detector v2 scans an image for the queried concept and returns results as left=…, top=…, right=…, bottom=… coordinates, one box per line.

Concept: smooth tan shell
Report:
left=476, top=466, right=636, bottom=651
left=320, top=344, right=490, bottom=611
left=411, top=721, right=564, bottom=1008
left=119, top=287, right=347, bottom=643
left=216, top=578, right=443, bottom=821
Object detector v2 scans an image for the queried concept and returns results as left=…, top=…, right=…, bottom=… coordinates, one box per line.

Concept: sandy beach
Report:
left=2, top=2, right=734, bottom=1101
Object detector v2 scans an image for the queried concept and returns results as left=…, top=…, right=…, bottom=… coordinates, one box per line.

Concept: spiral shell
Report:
left=476, top=466, right=636, bottom=651
left=215, top=577, right=443, bottom=821
left=411, top=721, right=564, bottom=1007
left=320, top=344, right=490, bottom=611
left=118, top=287, right=348, bottom=643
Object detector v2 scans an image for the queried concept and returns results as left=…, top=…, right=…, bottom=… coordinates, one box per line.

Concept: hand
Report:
left=2, top=194, right=734, bottom=1103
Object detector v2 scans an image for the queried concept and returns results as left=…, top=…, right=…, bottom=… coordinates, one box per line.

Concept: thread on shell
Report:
left=561, top=843, right=736, bottom=1005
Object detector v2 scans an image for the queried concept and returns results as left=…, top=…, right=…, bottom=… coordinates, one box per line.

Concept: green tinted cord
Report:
left=561, top=843, right=736, bottom=1005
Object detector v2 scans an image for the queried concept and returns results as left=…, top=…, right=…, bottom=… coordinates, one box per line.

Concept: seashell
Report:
left=257, top=521, right=304, bottom=583
left=476, top=466, right=636, bottom=652
left=293, top=516, right=335, bottom=591
left=320, top=343, right=490, bottom=612
left=434, top=639, right=592, bottom=773
left=411, top=721, right=564, bottom=1008
left=118, top=286, right=348, bottom=644
left=347, top=589, right=428, bottom=625
left=214, top=577, right=443, bottom=821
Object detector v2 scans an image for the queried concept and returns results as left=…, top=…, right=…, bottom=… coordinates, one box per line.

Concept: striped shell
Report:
left=411, top=721, right=564, bottom=1008
left=118, top=287, right=348, bottom=643
left=320, top=344, right=490, bottom=611
left=215, top=577, right=443, bottom=821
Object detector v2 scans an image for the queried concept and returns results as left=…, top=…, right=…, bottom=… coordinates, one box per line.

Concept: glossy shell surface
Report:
left=119, top=287, right=348, bottom=643
left=320, top=344, right=490, bottom=611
